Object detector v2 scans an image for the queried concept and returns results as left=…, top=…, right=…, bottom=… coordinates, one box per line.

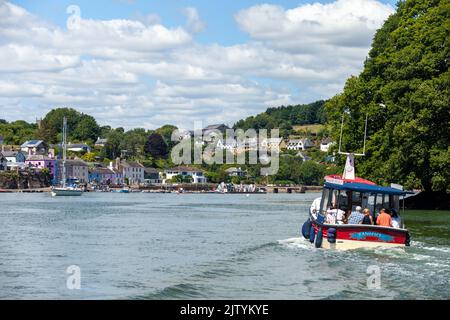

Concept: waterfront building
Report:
left=144, top=167, right=161, bottom=184
left=55, top=159, right=89, bottom=184
left=119, top=160, right=145, bottom=185
left=25, top=154, right=56, bottom=176
left=163, top=166, right=207, bottom=184
left=89, top=167, right=117, bottom=185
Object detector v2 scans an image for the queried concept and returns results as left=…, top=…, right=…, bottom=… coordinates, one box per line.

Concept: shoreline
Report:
left=0, top=185, right=323, bottom=194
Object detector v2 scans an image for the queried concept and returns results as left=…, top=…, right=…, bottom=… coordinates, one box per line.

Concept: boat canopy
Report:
left=324, top=182, right=410, bottom=195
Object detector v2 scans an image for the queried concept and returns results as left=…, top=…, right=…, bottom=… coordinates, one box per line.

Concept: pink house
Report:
left=25, top=154, right=56, bottom=177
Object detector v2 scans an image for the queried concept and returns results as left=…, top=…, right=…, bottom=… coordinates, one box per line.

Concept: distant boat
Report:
left=51, top=116, right=83, bottom=197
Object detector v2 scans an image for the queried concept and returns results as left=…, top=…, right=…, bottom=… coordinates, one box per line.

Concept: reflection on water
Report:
left=0, top=193, right=448, bottom=299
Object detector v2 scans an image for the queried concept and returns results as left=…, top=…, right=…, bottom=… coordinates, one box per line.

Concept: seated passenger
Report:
left=390, top=209, right=401, bottom=228
left=376, top=208, right=392, bottom=227
left=361, top=208, right=374, bottom=225
left=326, top=205, right=345, bottom=224
left=325, top=209, right=336, bottom=224
left=348, top=206, right=364, bottom=224
left=336, top=208, right=346, bottom=225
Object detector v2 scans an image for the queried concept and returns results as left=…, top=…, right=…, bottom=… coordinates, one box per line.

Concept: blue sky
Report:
left=1, top=0, right=399, bottom=129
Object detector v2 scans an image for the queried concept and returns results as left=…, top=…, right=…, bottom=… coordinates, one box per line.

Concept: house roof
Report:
left=144, top=167, right=159, bottom=174
left=1, top=151, right=25, bottom=157
left=90, top=167, right=115, bottom=174
left=121, top=161, right=144, bottom=168
left=56, top=159, right=88, bottom=166
left=95, top=137, right=108, bottom=144
left=26, top=154, right=54, bottom=161
left=67, top=143, right=90, bottom=150
left=203, top=124, right=229, bottom=131
left=321, top=137, right=334, bottom=144
left=21, top=140, right=44, bottom=148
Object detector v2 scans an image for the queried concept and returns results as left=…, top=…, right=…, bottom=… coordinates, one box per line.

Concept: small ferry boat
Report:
left=301, top=112, right=412, bottom=250
left=301, top=159, right=412, bottom=249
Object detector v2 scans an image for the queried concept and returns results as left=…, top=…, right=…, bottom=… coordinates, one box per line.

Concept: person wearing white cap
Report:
left=348, top=206, right=365, bottom=224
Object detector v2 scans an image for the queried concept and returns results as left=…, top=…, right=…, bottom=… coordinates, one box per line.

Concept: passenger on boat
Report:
left=326, top=205, right=345, bottom=224
left=336, top=208, right=346, bottom=225
left=361, top=208, right=374, bottom=225
left=348, top=206, right=364, bottom=224
left=390, top=209, right=401, bottom=228
left=326, top=209, right=336, bottom=224
left=376, top=208, right=392, bottom=227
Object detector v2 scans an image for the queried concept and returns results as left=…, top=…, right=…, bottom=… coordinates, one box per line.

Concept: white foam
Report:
left=278, top=237, right=312, bottom=250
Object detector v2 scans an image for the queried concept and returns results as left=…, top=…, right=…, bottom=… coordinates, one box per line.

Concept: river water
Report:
left=0, top=192, right=448, bottom=299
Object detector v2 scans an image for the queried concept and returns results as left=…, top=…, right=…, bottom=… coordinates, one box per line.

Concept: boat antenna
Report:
left=337, top=109, right=368, bottom=157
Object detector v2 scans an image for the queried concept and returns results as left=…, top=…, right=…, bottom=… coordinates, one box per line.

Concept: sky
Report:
left=0, top=0, right=398, bottom=130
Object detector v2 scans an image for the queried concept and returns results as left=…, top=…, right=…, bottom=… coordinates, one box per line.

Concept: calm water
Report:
left=0, top=192, right=449, bottom=300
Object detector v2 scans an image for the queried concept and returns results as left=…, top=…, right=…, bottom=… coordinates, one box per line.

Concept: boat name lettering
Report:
left=350, top=231, right=394, bottom=242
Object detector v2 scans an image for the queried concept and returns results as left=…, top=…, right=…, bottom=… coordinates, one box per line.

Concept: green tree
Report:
left=325, top=0, right=449, bottom=196
left=144, top=133, right=168, bottom=159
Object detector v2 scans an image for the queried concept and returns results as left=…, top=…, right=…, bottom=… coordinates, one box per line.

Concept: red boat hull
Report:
left=310, top=220, right=410, bottom=250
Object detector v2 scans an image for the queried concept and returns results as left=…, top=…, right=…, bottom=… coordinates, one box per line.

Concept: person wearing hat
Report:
left=348, top=206, right=365, bottom=224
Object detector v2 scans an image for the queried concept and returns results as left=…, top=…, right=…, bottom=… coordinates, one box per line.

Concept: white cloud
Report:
left=183, top=7, right=206, bottom=33
left=0, top=0, right=394, bottom=129
left=235, top=0, right=394, bottom=50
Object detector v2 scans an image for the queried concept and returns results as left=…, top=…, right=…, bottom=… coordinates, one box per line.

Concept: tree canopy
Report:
left=325, top=0, right=449, bottom=193
left=38, top=107, right=100, bottom=144
left=144, top=133, right=169, bottom=159
left=233, top=100, right=326, bottom=137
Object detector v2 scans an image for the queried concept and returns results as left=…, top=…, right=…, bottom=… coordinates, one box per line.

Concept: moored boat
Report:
left=51, top=116, right=83, bottom=197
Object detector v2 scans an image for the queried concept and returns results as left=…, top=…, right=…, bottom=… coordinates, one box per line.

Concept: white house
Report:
left=260, top=137, right=283, bottom=151
left=95, top=137, right=108, bottom=148
left=320, top=138, right=335, bottom=152
left=2, top=151, right=26, bottom=164
left=2, top=151, right=26, bottom=170
left=216, top=139, right=238, bottom=151
left=286, top=138, right=314, bottom=151
left=225, top=167, right=246, bottom=177
left=120, top=161, right=145, bottom=185
left=163, top=166, right=207, bottom=184
left=67, top=143, right=91, bottom=153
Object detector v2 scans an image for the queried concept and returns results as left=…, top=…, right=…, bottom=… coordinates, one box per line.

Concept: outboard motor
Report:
left=301, top=220, right=311, bottom=239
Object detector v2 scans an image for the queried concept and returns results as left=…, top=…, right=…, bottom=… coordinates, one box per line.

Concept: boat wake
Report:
left=277, top=237, right=313, bottom=250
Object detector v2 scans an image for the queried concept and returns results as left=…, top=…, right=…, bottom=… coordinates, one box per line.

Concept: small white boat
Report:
left=51, top=187, right=83, bottom=196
